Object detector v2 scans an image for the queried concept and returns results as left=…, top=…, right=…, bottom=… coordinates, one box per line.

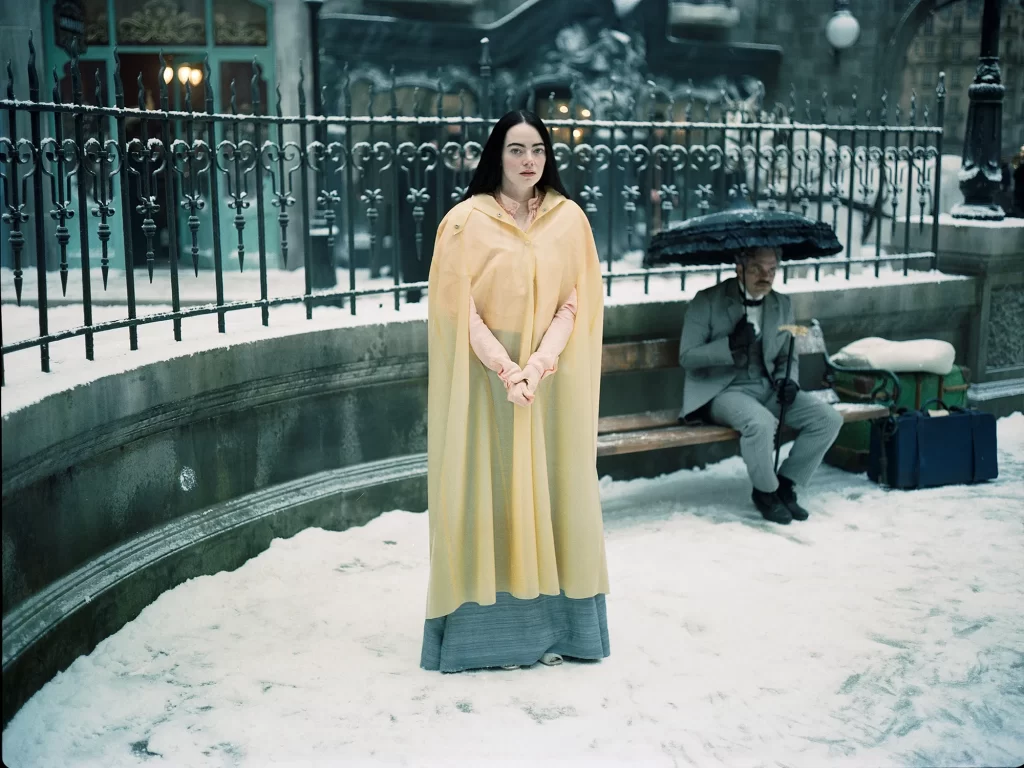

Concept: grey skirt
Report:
left=420, top=591, right=610, bottom=672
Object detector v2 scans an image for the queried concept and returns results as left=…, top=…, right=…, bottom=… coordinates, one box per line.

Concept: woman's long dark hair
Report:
left=462, top=110, right=570, bottom=201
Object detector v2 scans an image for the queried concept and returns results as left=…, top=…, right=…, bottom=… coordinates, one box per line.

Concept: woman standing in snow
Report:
left=420, top=111, right=610, bottom=672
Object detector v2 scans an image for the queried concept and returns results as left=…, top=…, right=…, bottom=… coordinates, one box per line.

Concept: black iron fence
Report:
left=2, top=37, right=946, bottom=385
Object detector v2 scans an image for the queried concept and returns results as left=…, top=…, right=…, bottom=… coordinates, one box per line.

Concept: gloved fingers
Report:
left=507, top=382, right=534, bottom=407
left=498, top=362, right=524, bottom=389
left=522, top=363, right=543, bottom=392
left=505, top=368, right=529, bottom=386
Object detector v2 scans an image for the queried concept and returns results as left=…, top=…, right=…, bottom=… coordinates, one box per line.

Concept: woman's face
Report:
left=501, top=122, right=546, bottom=193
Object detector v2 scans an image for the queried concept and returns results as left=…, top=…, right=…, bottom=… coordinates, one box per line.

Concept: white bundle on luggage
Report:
left=830, top=337, right=956, bottom=375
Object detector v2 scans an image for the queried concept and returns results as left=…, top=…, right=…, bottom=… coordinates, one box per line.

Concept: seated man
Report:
left=678, top=246, right=842, bottom=524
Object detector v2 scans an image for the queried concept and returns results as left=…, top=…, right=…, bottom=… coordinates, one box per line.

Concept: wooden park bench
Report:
left=595, top=323, right=899, bottom=458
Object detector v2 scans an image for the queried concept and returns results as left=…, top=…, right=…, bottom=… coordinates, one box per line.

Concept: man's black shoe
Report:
left=776, top=475, right=810, bottom=521
left=751, top=489, right=792, bottom=525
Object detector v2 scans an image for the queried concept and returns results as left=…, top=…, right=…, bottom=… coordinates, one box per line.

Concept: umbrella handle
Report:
left=773, top=335, right=797, bottom=475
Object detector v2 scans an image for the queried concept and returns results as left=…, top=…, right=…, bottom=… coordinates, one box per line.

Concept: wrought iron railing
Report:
left=1, top=37, right=946, bottom=385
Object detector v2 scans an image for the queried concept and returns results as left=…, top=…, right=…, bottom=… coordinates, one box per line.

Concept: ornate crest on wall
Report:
left=117, top=0, right=205, bottom=46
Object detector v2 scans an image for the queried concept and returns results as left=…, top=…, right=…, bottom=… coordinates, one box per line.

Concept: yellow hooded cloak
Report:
left=425, top=191, right=609, bottom=620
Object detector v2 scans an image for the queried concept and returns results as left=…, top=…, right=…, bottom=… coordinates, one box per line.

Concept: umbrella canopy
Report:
left=646, top=205, right=843, bottom=267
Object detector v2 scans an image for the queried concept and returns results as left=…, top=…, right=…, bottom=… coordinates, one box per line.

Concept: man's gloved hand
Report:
left=728, top=316, right=756, bottom=352
left=774, top=377, right=799, bottom=407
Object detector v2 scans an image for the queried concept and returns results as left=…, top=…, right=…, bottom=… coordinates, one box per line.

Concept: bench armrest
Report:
left=822, top=355, right=901, bottom=409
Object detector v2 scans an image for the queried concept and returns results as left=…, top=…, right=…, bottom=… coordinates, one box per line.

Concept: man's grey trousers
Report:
left=709, top=379, right=843, bottom=493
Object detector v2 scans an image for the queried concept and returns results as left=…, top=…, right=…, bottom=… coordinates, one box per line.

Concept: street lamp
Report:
left=825, top=0, right=860, bottom=51
left=952, top=0, right=1005, bottom=220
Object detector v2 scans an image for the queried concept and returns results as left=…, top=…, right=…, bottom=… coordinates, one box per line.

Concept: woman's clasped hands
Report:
left=500, top=359, right=545, bottom=407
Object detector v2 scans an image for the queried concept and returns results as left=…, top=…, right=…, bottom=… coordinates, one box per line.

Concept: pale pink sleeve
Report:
left=526, top=287, right=578, bottom=381
left=468, top=295, right=519, bottom=386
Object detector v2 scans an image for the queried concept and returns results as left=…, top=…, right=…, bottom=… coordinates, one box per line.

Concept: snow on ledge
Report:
left=2, top=266, right=970, bottom=417
left=1, top=303, right=428, bottom=417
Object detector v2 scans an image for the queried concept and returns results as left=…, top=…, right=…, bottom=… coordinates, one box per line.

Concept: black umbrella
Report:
left=646, top=203, right=843, bottom=267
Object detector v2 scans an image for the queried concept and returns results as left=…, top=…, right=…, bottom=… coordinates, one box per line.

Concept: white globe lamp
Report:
left=825, top=4, right=860, bottom=50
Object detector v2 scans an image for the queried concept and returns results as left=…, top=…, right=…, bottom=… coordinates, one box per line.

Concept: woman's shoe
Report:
left=539, top=653, right=563, bottom=666
left=500, top=664, right=520, bottom=670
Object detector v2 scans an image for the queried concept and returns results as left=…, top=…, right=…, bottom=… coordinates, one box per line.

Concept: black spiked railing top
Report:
left=27, top=32, right=38, bottom=96
left=251, top=58, right=262, bottom=115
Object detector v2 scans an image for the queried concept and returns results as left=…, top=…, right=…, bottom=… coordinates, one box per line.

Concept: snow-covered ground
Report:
left=4, top=415, right=1023, bottom=768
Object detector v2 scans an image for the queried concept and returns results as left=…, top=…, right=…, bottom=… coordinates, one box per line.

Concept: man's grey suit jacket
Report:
left=678, top=277, right=798, bottom=419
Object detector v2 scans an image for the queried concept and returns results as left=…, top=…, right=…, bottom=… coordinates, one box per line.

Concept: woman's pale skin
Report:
left=500, top=122, right=546, bottom=228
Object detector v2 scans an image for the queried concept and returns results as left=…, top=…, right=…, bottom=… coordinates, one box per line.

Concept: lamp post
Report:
left=951, top=0, right=1005, bottom=220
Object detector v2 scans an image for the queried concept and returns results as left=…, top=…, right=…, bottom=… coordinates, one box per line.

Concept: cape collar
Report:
left=495, top=189, right=543, bottom=218
left=472, top=189, right=567, bottom=226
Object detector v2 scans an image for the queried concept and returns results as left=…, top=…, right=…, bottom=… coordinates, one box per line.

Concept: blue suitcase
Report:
left=868, top=403, right=998, bottom=489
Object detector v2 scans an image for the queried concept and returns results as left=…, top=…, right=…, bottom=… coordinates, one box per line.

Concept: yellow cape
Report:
left=425, top=191, right=609, bottom=620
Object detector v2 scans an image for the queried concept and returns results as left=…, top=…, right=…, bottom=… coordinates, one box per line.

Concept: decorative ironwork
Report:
left=215, top=80, right=257, bottom=271
left=262, top=86, right=299, bottom=268
left=170, top=81, right=211, bottom=277
left=117, top=0, right=205, bottom=46
left=0, top=37, right=947, bottom=384
left=309, top=140, right=346, bottom=260
left=41, top=70, right=79, bottom=296
left=2, top=56, right=34, bottom=306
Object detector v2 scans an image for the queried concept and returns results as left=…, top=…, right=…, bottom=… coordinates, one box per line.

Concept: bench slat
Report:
left=602, top=339, right=678, bottom=374
left=597, top=409, right=679, bottom=434
left=596, top=402, right=888, bottom=457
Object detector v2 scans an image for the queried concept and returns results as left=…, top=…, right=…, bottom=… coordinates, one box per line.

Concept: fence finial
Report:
left=27, top=31, right=38, bottom=95
left=158, top=51, right=168, bottom=110
left=251, top=57, right=261, bottom=115
left=204, top=54, right=213, bottom=110
left=70, top=39, right=83, bottom=102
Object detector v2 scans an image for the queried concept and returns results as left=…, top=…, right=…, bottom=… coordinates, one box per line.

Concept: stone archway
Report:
left=879, top=0, right=964, bottom=109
